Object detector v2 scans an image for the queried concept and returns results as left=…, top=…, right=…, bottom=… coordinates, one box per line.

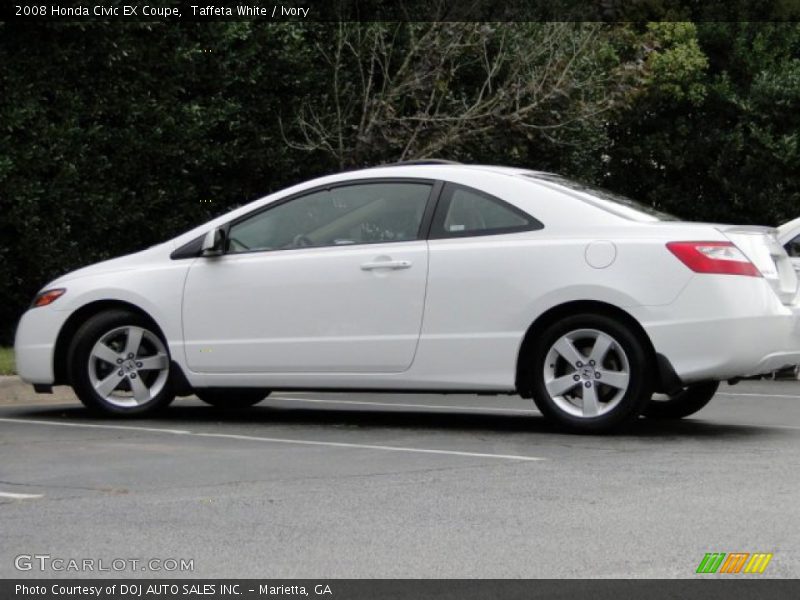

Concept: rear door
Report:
left=182, top=180, right=436, bottom=374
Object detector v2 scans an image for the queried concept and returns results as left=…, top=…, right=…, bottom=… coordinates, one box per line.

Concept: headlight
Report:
left=31, top=288, right=66, bottom=308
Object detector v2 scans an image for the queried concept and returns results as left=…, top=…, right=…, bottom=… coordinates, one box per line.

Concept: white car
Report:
left=779, top=216, right=800, bottom=275
left=778, top=216, right=800, bottom=380
left=14, top=163, right=800, bottom=432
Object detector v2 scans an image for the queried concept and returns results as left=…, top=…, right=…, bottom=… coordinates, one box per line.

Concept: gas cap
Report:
left=585, top=240, right=617, bottom=269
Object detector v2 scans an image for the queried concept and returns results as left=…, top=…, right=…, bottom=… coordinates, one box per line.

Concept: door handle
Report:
left=360, top=259, right=412, bottom=271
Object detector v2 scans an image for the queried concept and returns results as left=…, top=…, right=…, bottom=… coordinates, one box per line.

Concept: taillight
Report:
left=666, top=242, right=762, bottom=277
left=31, top=288, right=66, bottom=308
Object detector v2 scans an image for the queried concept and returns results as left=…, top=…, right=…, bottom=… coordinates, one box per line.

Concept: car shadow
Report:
left=4, top=401, right=787, bottom=441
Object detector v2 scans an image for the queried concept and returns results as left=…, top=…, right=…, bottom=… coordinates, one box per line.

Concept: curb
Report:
left=0, top=376, right=78, bottom=406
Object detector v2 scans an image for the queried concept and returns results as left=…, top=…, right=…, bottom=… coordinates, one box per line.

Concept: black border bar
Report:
left=4, top=579, right=800, bottom=600
left=5, top=0, right=800, bottom=22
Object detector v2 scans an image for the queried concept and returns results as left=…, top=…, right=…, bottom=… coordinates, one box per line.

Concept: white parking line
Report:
left=270, top=395, right=540, bottom=414
left=271, top=396, right=800, bottom=431
left=0, top=417, right=191, bottom=435
left=0, top=417, right=543, bottom=462
left=718, top=392, right=800, bottom=399
left=194, top=432, right=543, bottom=461
left=0, top=491, right=43, bottom=499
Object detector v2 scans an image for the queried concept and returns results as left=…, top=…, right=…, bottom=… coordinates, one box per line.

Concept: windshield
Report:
left=524, top=173, right=678, bottom=222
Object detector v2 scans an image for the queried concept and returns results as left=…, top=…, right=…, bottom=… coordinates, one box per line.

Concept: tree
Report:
left=605, top=22, right=800, bottom=225
left=0, top=22, right=320, bottom=343
left=284, top=22, right=641, bottom=169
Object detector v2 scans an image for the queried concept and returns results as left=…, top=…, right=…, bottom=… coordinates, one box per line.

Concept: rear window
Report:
left=431, top=183, right=539, bottom=238
left=524, top=173, right=678, bottom=222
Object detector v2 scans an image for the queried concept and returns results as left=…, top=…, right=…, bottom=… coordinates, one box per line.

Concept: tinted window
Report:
left=525, top=173, right=677, bottom=222
left=786, top=234, right=800, bottom=258
left=227, top=182, right=431, bottom=253
left=431, top=184, right=538, bottom=238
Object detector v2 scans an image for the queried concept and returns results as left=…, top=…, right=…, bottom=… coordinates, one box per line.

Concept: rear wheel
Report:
left=68, top=310, right=175, bottom=415
left=643, top=381, right=719, bottom=419
left=528, top=314, right=653, bottom=433
left=195, top=389, right=270, bottom=408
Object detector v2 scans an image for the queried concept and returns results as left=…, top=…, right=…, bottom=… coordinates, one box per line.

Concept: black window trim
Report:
left=171, top=177, right=441, bottom=260
left=427, top=182, right=543, bottom=240
left=170, top=235, right=206, bottom=260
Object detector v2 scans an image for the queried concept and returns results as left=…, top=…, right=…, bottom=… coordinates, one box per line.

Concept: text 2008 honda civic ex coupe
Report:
left=14, top=163, right=800, bottom=432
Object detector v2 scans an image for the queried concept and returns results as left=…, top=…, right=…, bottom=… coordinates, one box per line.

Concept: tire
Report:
left=68, top=309, right=175, bottom=415
left=528, top=313, right=654, bottom=433
left=643, top=381, right=719, bottom=420
left=195, top=389, right=270, bottom=408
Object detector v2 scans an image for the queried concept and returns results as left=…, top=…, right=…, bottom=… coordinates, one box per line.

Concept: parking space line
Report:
left=0, top=417, right=191, bottom=435
left=193, top=432, right=543, bottom=461
left=0, top=417, right=544, bottom=462
left=269, top=395, right=540, bottom=414
left=717, top=392, right=800, bottom=399
left=0, top=491, right=43, bottom=500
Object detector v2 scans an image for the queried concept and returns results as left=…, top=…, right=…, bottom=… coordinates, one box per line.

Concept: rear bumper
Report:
left=637, top=276, right=800, bottom=384
left=13, top=306, right=68, bottom=385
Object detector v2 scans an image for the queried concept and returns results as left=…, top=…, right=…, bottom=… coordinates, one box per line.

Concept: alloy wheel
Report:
left=542, top=328, right=631, bottom=418
left=87, top=326, right=170, bottom=408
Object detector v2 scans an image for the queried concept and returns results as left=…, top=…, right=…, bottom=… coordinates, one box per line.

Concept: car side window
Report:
left=430, top=183, right=541, bottom=238
left=785, top=234, right=800, bottom=258
left=227, top=182, right=432, bottom=253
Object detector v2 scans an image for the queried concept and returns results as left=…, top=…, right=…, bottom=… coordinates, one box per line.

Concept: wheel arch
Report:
left=515, top=300, right=675, bottom=398
left=53, top=300, right=166, bottom=385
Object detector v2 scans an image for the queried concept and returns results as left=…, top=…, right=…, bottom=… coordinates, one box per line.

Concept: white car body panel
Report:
left=778, top=216, right=800, bottom=276
left=14, top=165, right=800, bottom=392
left=182, top=241, right=429, bottom=373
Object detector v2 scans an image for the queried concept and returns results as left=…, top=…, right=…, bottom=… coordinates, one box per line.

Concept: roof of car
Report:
left=352, top=162, right=550, bottom=179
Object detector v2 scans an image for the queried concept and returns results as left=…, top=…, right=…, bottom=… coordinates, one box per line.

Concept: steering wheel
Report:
left=292, top=234, right=313, bottom=248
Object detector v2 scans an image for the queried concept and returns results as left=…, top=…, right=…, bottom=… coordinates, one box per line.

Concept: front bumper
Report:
left=13, top=306, right=70, bottom=385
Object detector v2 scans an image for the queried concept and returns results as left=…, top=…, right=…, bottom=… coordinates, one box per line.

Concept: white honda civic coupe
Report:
left=14, top=163, right=800, bottom=432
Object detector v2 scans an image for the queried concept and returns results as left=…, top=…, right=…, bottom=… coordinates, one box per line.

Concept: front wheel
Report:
left=68, top=310, right=175, bottom=415
left=643, top=381, right=719, bottom=420
left=528, top=314, right=654, bottom=433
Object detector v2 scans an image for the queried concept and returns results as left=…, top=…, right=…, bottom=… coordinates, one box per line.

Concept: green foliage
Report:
left=605, top=23, right=800, bottom=224
left=0, top=348, right=14, bottom=376
left=0, top=23, right=332, bottom=343
left=643, top=22, right=708, bottom=104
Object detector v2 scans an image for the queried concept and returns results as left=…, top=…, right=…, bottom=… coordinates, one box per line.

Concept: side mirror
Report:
left=201, top=227, right=226, bottom=256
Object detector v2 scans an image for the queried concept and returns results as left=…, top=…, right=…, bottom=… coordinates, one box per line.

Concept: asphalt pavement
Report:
left=1, top=379, right=799, bottom=578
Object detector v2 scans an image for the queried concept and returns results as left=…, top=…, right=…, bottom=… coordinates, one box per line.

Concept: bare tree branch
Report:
left=286, top=23, right=642, bottom=167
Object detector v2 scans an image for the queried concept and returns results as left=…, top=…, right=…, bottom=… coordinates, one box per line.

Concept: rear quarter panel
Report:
left=405, top=172, right=707, bottom=388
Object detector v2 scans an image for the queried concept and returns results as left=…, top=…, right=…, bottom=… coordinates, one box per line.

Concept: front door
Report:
left=182, top=180, right=434, bottom=374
